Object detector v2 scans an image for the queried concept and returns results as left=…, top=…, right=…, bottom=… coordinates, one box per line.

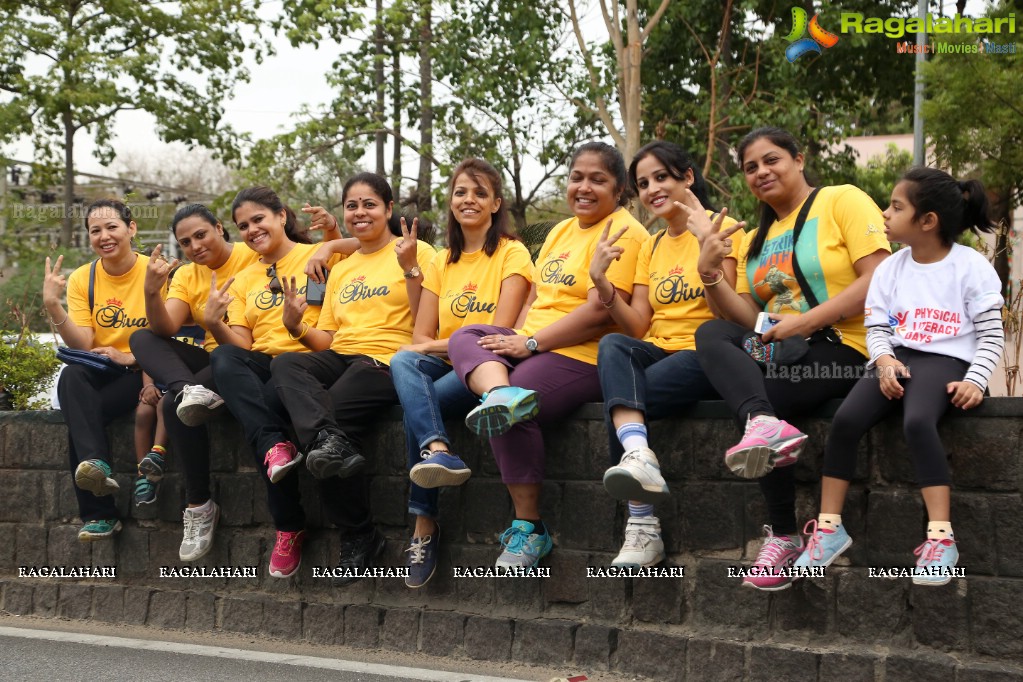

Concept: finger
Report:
left=409, top=217, right=418, bottom=241
left=673, top=200, right=695, bottom=216
left=400, top=217, right=410, bottom=239
left=219, top=276, right=235, bottom=295
left=721, top=221, right=745, bottom=239
left=210, top=272, right=217, bottom=291
left=152, top=244, right=163, bottom=259
left=55, top=254, right=63, bottom=271
left=600, top=219, right=612, bottom=242
left=608, top=225, right=629, bottom=246
left=45, top=256, right=52, bottom=273
left=711, top=207, right=730, bottom=234
left=302, top=203, right=313, bottom=213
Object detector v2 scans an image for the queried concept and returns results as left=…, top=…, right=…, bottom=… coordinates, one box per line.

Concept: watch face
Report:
left=525, top=337, right=538, bottom=351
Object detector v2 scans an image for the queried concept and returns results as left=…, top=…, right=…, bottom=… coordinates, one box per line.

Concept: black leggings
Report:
left=824, top=347, right=966, bottom=487
left=695, top=319, right=865, bottom=534
left=131, top=329, right=216, bottom=505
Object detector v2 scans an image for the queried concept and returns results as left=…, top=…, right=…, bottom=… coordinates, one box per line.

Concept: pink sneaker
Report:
left=724, top=416, right=807, bottom=479
left=742, top=525, right=803, bottom=591
left=265, top=442, right=303, bottom=483
left=269, top=529, right=305, bottom=578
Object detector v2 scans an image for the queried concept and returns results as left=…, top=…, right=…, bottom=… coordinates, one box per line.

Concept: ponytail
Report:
left=900, top=168, right=995, bottom=246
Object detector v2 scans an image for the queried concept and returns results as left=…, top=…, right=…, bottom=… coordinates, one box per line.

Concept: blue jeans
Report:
left=597, top=333, right=716, bottom=464
left=389, top=350, right=478, bottom=518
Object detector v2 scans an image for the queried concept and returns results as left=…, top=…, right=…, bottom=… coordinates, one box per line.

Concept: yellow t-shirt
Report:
left=318, top=240, right=437, bottom=364
left=423, top=239, right=533, bottom=340
left=167, top=243, right=261, bottom=351
left=67, top=254, right=151, bottom=353
left=638, top=213, right=742, bottom=352
left=736, top=185, right=890, bottom=356
left=226, top=243, right=341, bottom=356
left=523, top=207, right=649, bottom=364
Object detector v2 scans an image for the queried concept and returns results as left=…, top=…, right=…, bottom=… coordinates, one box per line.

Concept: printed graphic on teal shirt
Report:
left=748, top=217, right=828, bottom=312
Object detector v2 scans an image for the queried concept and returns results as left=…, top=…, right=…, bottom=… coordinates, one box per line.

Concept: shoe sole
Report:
left=305, top=452, right=365, bottom=480
left=912, top=575, right=954, bottom=586
left=138, top=458, right=164, bottom=482
left=610, top=554, right=666, bottom=569
left=410, top=463, right=472, bottom=489
left=465, top=392, right=540, bottom=439
left=78, top=520, right=123, bottom=542
left=725, top=435, right=808, bottom=479
left=134, top=494, right=158, bottom=506
left=179, top=505, right=220, bottom=562
left=742, top=578, right=794, bottom=592
left=176, top=400, right=225, bottom=427
left=795, top=537, right=853, bottom=574
left=333, top=533, right=386, bottom=587
left=269, top=557, right=302, bottom=578
left=268, top=451, right=305, bottom=484
left=602, top=468, right=670, bottom=504
left=495, top=538, right=553, bottom=573
left=75, top=462, right=120, bottom=496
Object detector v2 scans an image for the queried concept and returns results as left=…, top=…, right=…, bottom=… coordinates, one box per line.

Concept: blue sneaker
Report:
left=404, top=527, right=440, bottom=589
left=138, top=450, right=165, bottom=482
left=794, top=519, right=853, bottom=570
left=410, top=451, right=471, bottom=488
left=78, top=519, right=122, bottom=542
left=74, top=459, right=119, bottom=496
left=133, top=475, right=159, bottom=506
left=495, top=520, right=552, bottom=572
left=912, top=538, right=959, bottom=586
left=465, top=386, right=540, bottom=438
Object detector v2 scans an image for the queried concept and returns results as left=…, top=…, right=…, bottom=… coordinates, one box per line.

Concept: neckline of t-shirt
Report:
left=904, top=244, right=956, bottom=269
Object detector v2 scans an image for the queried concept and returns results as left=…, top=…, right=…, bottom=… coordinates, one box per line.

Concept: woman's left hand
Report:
left=479, top=333, right=530, bottom=359
left=92, top=346, right=135, bottom=367
left=761, top=313, right=815, bottom=342
left=281, top=276, right=308, bottom=333
left=139, top=383, right=161, bottom=406
left=395, top=217, right=420, bottom=272
left=947, top=381, right=983, bottom=410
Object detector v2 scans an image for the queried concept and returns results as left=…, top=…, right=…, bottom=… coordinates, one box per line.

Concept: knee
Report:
left=210, top=343, right=244, bottom=370
left=128, top=328, right=157, bottom=354
left=57, top=364, right=92, bottom=395
left=389, top=350, right=418, bottom=375
left=269, top=352, right=303, bottom=377
left=597, top=333, right=632, bottom=362
left=694, top=319, right=726, bottom=351
left=903, top=413, right=939, bottom=444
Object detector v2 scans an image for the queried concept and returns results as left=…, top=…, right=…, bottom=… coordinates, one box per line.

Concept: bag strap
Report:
left=88, top=259, right=98, bottom=313
left=649, top=229, right=668, bottom=256
left=789, top=188, right=822, bottom=309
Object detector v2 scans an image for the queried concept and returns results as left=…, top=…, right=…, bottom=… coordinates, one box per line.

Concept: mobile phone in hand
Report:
left=754, top=312, right=779, bottom=335
left=305, top=274, right=327, bottom=306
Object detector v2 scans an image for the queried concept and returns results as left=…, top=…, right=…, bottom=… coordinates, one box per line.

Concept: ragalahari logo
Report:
left=784, top=7, right=840, bottom=62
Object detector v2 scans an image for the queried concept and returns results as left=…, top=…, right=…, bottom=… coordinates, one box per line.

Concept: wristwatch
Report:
left=525, top=336, right=539, bottom=354
left=403, top=265, right=422, bottom=279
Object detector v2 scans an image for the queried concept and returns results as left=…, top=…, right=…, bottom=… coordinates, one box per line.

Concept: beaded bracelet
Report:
left=599, top=288, right=617, bottom=309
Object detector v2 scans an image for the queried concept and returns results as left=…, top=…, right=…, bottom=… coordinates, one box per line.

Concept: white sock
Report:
left=927, top=521, right=954, bottom=542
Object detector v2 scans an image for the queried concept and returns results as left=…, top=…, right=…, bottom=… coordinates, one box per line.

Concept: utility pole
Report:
left=913, top=0, right=926, bottom=166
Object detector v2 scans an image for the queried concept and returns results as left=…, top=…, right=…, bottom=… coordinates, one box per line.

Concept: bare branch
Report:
left=640, top=0, right=673, bottom=43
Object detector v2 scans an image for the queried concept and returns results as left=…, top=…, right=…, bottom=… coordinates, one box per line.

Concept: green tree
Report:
left=0, top=0, right=263, bottom=247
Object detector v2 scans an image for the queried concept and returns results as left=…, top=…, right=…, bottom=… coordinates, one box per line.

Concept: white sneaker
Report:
left=603, top=447, right=670, bottom=504
left=176, top=384, right=225, bottom=426
left=611, top=516, right=665, bottom=568
left=179, top=501, right=219, bottom=561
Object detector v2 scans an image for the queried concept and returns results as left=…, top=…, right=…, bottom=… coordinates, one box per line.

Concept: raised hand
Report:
left=395, top=216, right=420, bottom=272
left=692, top=208, right=744, bottom=279
left=203, top=272, right=235, bottom=329
left=145, top=244, right=180, bottom=296
left=588, top=218, right=629, bottom=284
left=302, top=203, right=340, bottom=233
left=281, top=275, right=308, bottom=333
left=42, top=255, right=67, bottom=305
left=674, top=188, right=715, bottom=242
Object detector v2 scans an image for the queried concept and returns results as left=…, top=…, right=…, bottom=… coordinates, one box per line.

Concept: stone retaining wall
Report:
left=1, top=402, right=1022, bottom=681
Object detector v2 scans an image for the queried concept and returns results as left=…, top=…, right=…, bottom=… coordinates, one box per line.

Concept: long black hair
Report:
left=171, top=203, right=230, bottom=242
left=737, top=127, right=805, bottom=262
left=899, top=167, right=995, bottom=246
left=445, top=158, right=515, bottom=264
left=231, top=186, right=310, bottom=244
left=628, top=140, right=716, bottom=212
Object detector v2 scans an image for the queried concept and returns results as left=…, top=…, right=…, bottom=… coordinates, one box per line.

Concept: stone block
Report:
left=586, top=567, right=629, bottom=621
left=679, top=482, right=744, bottom=551
left=686, top=419, right=735, bottom=481
left=957, top=663, right=1023, bottom=682
left=559, top=482, right=617, bottom=552
left=216, top=473, right=255, bottom=526
left=56, top=584, right=92, bottom=619
left=115, top=523, right=150, bottom=578
left=185, top=592, right=216, bottom=631
left=148, top=590, right=187, bottom=629
left=835, top=572, right=909, bottom=643
left=865, top=490, right=924, bottom=566
left=369, top=475, right=408, bottom=527
left=228, top=532, right=263, bottom=574
left=872, top=419, right=918, bottom=484
left=47, top=524, right=91, bottom=567
left=380, top=608, right=420, bottom=653
left=33, top=583, right=57, bottom=617
left=0, top=471, right=41, bottom=522
left=154, top=474, right=185, bottom=523
left=749, top=645, right=818, bottom=682
left=91, top=585, right=124, bottom=623
left=947, top=418, right=1021, bottom=491
left=419, top=610, right=464, bottom=657
left=123, top=587, right=151, bottom=625
left=910, top=580, right=969, bottom=650
left=462, top=479, right=510, bottom=543
left=303, top=603, right=343, bottom=646
left=950, top=493, right=994, bottom=575
left=452, top=547, right=496, bottom=609
left=971, top=579, right=1023, bottom=657
left=691, top=560, right=770, bottom=634
left=544, top=420, right=592, bottom=482
left=573, top=624, right=615, bottom=671
left=0, top=524, right=15, bottom=570
left=464, top=616, right=512, bottom=662
left=344, top=603, right=383, bottom=649
left=495, top=573, right=543, bottom=615
left=220, top=596, right=265, bottom=635
left=538, top=480, right=563, bottom=535
left=435, top=486, right=465, bottom=542
left=511, top=619, right=575, bottom=667
left=991, top=494, right=1023, bottom=577
left=543, top=550, right=588, bottom=605
left=818, top=653, right=877, bottom=681
left=615, top=630, right=686, bottom=682
left=208, top=419, right=241, bottom=472
left=884, top=651, right=958, bottom=681
left=684, top=638, right=743, bottom=682
left=261, top=600, right=302, bottom=640
left=3, top=582, right=34, bottom=615
left=15, top=524, right=47, bottom=568
left=773, top=576, right=831, bottom=634
left=631, top=574, right=684, bottom=624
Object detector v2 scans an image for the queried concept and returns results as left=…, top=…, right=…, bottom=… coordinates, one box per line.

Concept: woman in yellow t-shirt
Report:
left=593, top=140, right=743, bottom=569
left=203, top=185, right=341, bottom=580
left=693, top=126, right=890, bottom=591
left=447, top=142, right=649, bottom=572
left=42, top=199, right=150, bottom=541
left=389, top=158, right=532, bottom=588
left=270, top=172, right=436, bottom=585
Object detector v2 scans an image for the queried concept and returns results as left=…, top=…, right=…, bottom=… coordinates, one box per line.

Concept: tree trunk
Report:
left=507, top=112, right=526, bottom=231
left=623, top=0, right=642, bottom=162
left=374, top=0, right=386, bottom=176
left=391, top=44, right=402, bottom=198
left=416, top=0, right=433, bottom=215
left=989, top=187, right=1012, bottom=292
left=62, top=108, right=75, bottom=248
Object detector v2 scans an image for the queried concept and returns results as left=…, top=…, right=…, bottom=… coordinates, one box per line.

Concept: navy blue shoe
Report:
left=410, top=451, right=471, bottom=488
left=405, top=526, right=440, bottom=589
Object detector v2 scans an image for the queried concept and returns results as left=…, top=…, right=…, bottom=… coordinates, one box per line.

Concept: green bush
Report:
left=0, top=330, right=61, bottom=410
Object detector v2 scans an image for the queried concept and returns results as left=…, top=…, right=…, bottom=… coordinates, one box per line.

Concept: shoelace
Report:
left=405, top=536, right=432, bottom=565
left=914, top=539, right=950, bottom=566
left=275, top=532, right=299, bottom=556
left=185, top=385, right=214, bottom=402
left=620, top=451, right=645, bottom=467
left=802, top=519, right=825, bottom=560
left=182, top=511, right=199, bottom=544
left=621, top=525, right=653, bottom=551
left=754, top=531, right=795, bottom=567
left=265, top=444, right=290, bottom=466
left=499, top=527, right=527, bottom=556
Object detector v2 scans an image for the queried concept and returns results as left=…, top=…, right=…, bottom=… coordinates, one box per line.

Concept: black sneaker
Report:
left=305, top=429, right=366, bottom=480
left=332, top=527, right=386, bottom=587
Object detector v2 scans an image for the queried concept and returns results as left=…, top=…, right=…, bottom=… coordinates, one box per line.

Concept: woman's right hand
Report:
left=203, top=272, right=234, bottom=328
left=588, top=218, right=628, bottom=284
left=303, top=243, right=333, bottom=283
left=281, top=276, right=308, bottom=333
left=145, top=244, right=180, bottom=295
left=692, top=208, right=743, bottom=279
left=876, top=355, right=910, bottom=400
left=43, top=255, right=67, bottom=304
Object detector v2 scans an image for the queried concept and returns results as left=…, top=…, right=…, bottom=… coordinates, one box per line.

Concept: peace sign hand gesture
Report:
left=203, top=272, right=235, bottom=329
left=588, top=218, right=629, bottom=284
left=145, top=244, right=180, bottom=296
left=281, top=276, right=308, bottom=333
left=691, top=207, right=745, bottom=279
left=674, top=188, right=717, bottom=243
left=395, top=216, right=420, bottom=272
left=43, top=255, right=67, bottom=306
